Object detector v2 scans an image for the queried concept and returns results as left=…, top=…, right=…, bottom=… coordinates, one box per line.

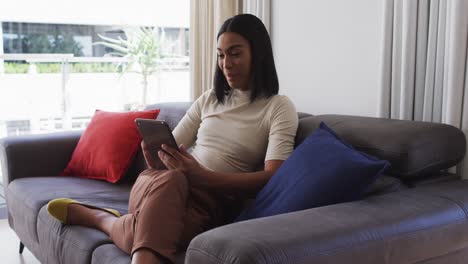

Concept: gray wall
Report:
left=272, top=0, right=384, bottom=117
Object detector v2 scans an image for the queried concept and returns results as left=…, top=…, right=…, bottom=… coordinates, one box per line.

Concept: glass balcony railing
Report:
left=0, top=53, right=190, bottom=137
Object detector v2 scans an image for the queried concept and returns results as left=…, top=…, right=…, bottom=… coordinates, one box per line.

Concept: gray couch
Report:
left=1, top=102, right=468, bottom=264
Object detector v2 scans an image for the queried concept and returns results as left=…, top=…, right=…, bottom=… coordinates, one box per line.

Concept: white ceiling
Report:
left=0, top=0, right=189, bottom=28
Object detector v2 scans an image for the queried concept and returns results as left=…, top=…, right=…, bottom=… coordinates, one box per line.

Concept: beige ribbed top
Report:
left=172, top=89, right=298, bottom=173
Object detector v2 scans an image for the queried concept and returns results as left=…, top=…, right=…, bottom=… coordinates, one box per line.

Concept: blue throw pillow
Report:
left=235, top=122, right=390, bottom=222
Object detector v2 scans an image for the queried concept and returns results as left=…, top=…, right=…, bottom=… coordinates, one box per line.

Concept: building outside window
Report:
left=0, top=0, right=190, bottom=137
left=2, top=22, right=189, bottom=57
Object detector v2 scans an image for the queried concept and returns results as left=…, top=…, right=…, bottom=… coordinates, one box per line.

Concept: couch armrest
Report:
left=186, top=180, right=468, bottom=264
left=0, top=131, right=82, bottom=184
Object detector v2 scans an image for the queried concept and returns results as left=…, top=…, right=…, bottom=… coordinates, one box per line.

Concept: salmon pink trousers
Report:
left=108, top=169, right=242, bottom=263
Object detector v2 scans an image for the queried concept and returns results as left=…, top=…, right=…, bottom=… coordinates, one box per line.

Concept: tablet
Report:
left=135, top=118, right=179, bottom=167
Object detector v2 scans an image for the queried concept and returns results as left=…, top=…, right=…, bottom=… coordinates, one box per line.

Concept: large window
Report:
left=0, top=0, right=190, bottom=137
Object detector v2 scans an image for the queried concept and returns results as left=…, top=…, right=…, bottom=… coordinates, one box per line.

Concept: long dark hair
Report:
left=214, top=14, right=279, bottom=103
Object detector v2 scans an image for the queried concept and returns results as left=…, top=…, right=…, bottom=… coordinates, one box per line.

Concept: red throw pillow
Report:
left=62, top=109, right=160, bottom=183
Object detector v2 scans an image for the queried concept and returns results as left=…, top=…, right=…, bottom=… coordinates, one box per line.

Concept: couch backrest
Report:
left=123, top=102, right=466, bottom=184
left=296, top=115, right=466, bottom=181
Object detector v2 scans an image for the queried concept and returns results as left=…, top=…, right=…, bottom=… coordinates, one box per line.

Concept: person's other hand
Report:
left=159, top=144, right=206, bottom=180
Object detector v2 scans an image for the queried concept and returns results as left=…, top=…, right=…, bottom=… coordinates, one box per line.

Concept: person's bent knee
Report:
left=139, top=168, right=166, bottom=178
left=152, top=169, right=189, bottom=190
left=138, top=168, right=189, bottom=191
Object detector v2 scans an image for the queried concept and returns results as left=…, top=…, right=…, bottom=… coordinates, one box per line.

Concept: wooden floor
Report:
left=0, top=219, right=41, bottom=264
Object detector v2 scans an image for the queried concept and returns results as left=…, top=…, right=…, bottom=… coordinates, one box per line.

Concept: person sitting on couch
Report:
left=47, top=14, right=298, bottom=264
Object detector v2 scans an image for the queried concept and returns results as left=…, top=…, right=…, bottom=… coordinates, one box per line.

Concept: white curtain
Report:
left=189, top=0, right=241, bottom=100
left=189, top=0, right=271, bottom=100
left=243, top=0, right=271, bottom=33
left=378, top=0, right=468, bottom=177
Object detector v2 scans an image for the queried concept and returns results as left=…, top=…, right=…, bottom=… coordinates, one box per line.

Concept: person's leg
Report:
left=110, top=169, right=190, bottom=263
left=177, top=190, right=244, bottom=249
left=66, top=204, right=167, bottom=264
left=66, top=203, right=118, bottom=235
left=61, top=169, right=240, bottom=264
left=131, top=248, right=167, bottom=264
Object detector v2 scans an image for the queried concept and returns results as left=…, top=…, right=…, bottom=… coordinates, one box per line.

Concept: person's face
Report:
left=217, top=32, right=252, bottom=90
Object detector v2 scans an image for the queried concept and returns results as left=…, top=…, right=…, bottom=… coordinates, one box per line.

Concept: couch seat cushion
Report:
left=92, top=244, right=131, bottom=264
left=6, top=176, right=131, bottom=260
left=37, top=206, right=111, bottom=264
